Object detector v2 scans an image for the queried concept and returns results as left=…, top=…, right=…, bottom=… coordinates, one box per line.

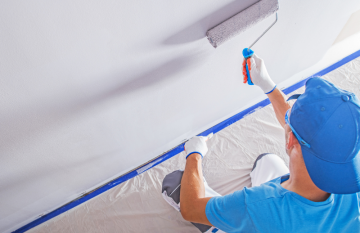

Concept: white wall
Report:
left=1, top=0, right=359, bottom=232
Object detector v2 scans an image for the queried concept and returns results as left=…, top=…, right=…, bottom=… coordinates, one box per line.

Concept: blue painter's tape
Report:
left=13, top=49, right=360, bottom=233
left=282, top=50, right=360, bottom=95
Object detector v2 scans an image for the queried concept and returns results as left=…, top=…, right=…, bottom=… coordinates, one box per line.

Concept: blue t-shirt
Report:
left=206, top=175, right=360, bottom=233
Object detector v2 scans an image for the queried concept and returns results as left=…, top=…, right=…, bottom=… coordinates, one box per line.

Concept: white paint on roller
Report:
left=207, top=0, right=279, bottom=47
left=1, top=0, right=360, bottom=232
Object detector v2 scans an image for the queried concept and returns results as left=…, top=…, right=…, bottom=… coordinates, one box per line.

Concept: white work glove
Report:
left=184, top=133, right=213, bottom=159
left=246, top=54, right=276, bottom=94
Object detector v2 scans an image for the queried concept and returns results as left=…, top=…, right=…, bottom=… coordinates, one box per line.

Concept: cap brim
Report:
left=302, top=146, right=360, bottom=194
left=287, top=94, right=301, bottom=101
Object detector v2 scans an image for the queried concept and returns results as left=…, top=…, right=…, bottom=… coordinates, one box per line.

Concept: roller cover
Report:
left=206, top=0, right=279, bottom=48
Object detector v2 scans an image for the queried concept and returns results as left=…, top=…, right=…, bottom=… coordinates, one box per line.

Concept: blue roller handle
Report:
left=242, top=48, right=254, bottom=85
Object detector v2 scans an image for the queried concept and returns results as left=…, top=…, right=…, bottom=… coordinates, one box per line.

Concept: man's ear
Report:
left=288, top=131, right=299, bottom=149
left=286, top=131, right=290, bottom=150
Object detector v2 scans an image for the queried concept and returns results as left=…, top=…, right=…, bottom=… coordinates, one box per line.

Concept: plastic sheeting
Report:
left=28, top=58, right=360, bottom=233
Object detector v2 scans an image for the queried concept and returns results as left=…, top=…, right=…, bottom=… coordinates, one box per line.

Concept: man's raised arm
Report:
left=244, top=54, right=291, bottom=128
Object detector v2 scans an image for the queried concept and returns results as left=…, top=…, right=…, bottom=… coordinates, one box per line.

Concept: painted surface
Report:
left=0, top=0, right=359, bottom=232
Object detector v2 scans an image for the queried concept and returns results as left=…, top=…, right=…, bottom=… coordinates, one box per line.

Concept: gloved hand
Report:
left=242, top=54, right=276, bottom=94
left=184, top=133, right=213, bottom=159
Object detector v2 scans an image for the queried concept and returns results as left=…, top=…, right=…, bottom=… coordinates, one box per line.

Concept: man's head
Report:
left=284, top=77, right=360, bottom=194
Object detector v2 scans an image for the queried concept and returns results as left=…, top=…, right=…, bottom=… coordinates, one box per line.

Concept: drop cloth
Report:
left=28, top=58, right=360, bottom=233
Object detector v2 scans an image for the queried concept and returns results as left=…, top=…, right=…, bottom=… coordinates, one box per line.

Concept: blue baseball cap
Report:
left=288, top=77, right=360, bottom=194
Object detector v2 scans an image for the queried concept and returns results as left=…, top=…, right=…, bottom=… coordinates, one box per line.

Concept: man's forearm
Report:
left=180, top=153, right=212, bottom=225
left=267, top=88, right=291, bottom=128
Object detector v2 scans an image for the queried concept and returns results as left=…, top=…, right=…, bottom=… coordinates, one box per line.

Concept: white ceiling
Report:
left=1, top=0, right=359, bottom=232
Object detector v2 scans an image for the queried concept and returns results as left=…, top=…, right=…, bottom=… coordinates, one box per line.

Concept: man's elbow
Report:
left=180, top=206, right=193, bottom=222
left=181, top=199, right=212, bottom=226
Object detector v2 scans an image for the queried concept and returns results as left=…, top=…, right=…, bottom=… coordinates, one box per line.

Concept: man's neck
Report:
left=281, top=164, right=330, bottom=202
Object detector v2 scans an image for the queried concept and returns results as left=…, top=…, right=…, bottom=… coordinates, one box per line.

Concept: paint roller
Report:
left=206, top=0, right=279, bottom=85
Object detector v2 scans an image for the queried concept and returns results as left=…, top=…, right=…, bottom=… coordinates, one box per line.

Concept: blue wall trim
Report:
left=13, top=49, right=360, bottom=233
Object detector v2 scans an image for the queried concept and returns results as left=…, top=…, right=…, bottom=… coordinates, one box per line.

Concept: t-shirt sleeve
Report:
left=205, top=190, right=255, bottom=233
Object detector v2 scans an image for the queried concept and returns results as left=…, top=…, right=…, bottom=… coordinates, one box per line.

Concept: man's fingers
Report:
left=251, top=54, right=263, bottom=67
left=252, top=53, right=262, bottom=62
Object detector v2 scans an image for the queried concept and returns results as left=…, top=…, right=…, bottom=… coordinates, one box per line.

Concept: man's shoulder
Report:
left=243, top=176, right=288, bottom=205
